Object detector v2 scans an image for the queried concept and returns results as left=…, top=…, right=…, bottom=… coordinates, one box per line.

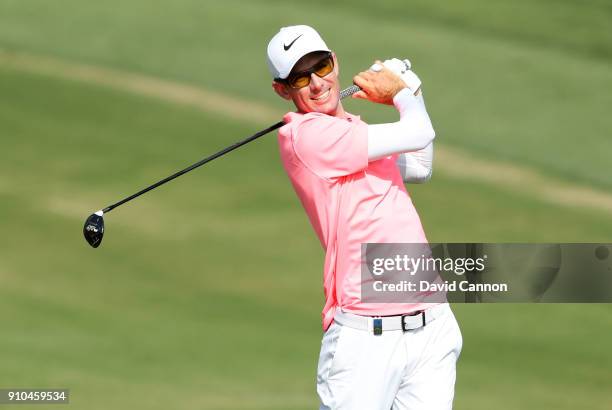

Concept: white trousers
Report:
left=317, top=304, right=462, bottom=410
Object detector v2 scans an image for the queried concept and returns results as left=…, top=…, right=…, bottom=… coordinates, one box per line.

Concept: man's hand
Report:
left=352, top=61, right=407, bottom=105
left=381, top=58, right=422, bottom=96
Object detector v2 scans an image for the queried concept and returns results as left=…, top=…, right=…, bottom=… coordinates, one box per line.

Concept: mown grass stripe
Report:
left=1, top=48, right=610, bottom=216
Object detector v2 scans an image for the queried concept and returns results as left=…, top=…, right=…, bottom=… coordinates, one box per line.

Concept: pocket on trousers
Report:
left=436, top=306, right=463, bottom=358
left=317, top=322, right=344, bottom=385
left=317, top=322, right=346, bottom=408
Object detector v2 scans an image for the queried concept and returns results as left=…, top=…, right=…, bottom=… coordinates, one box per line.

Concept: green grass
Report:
left=0, top=1, right=611, bottom=409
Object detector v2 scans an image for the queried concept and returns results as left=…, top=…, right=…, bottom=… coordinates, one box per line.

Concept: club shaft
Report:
left=101, top=85, right=361, bottom=214
left=102, top=120, right=284, bottom=213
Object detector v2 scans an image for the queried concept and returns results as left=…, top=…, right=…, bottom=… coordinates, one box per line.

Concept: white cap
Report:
left=267, top=25, right=331, bottom=80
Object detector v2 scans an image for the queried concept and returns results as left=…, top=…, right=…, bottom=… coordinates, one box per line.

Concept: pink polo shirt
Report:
left=278, top=111, right=438, bottom=330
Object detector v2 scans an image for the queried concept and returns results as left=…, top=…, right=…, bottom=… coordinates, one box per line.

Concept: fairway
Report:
left=1, top=1, right=611, bottom=409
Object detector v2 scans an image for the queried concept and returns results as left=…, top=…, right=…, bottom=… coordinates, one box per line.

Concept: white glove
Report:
left=382, top=58, right=411, bottom=74
left=371, top=58, right=422, bottom=94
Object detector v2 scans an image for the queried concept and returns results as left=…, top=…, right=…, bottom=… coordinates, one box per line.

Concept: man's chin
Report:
left=304, top=100, right=340, bottom=116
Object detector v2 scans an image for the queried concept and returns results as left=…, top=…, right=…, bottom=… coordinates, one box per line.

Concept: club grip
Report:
left=340, top=84, right=361, bottom=99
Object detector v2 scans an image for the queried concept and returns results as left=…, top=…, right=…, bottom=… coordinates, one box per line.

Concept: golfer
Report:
left=267, top=25, right=462, bottom=409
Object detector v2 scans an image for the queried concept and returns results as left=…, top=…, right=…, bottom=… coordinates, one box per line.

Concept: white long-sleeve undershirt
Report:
left=367, top=88, right=435, bottom=183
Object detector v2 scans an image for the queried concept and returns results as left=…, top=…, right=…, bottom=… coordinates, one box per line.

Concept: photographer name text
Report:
left=373, top=280, right=508, bottom=293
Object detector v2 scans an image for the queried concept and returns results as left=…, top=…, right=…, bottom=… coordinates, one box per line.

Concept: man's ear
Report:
left=272, top=81, right=291, bottom=100
left=332, top=52, right=339, bottom=77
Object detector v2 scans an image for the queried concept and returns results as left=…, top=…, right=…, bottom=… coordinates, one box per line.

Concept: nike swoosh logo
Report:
left=283, top=34, right=303, bottom=51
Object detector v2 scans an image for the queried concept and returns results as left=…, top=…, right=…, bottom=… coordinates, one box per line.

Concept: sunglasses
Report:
left=278, top=52, right=334, bottom=89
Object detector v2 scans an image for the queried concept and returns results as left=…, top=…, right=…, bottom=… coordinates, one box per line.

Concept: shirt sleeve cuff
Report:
left=392, top=87, right=419, bottom=114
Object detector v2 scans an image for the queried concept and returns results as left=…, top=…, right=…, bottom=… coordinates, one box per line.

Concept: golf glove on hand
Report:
left=374, top=58, right=422, bottom=94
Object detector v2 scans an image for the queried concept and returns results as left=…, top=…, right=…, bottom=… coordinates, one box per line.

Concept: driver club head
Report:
left=83, top=211, right=105, bottom=248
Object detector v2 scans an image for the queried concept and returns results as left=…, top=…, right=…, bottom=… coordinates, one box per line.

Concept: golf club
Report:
left=83, top=84, right=362, bottom=248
